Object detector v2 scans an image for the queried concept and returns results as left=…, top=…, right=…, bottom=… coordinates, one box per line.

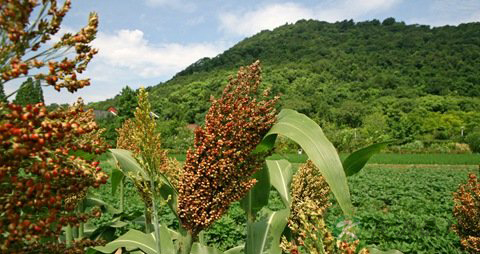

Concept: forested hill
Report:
left=92, top=18, right=480, bottom=149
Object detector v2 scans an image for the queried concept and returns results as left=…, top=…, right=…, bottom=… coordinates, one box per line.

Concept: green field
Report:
left=170, top=153, right=480, bottom=165
left=323, top=165, right=475, bottom=253
left=96, top=157, right=478, bottom=253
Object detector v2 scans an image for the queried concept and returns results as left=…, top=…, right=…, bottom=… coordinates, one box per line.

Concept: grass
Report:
left=169, top=153, right=480, bottom=165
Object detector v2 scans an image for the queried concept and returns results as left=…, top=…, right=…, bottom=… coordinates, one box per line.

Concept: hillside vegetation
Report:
left=91, top=18, right=480, bottom=151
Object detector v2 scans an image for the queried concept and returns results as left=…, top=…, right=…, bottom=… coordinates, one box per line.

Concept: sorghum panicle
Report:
left=0, top=100, right=109, bottom=252
left=281, top=160, right=334, bottom=254
left=0, top=1, right=98, bottom=93
left=453, top=173, right=480, bottom=253
left=177, top=60, right=279, bottom=235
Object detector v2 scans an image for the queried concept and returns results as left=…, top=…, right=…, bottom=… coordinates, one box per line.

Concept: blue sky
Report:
left=8, top=0, right=480, bottom=104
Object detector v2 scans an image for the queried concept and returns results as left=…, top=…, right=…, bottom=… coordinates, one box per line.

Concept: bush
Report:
left=465, top=131, right=480, bottom=153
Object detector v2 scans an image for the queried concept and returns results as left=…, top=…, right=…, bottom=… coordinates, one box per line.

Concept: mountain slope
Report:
left=93, top=18, right=480, bottom=148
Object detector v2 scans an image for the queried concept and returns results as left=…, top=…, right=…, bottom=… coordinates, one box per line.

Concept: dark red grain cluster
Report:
left=0, top=101, right=109, bottom=251
left=177, top=61, right=279, bottom=235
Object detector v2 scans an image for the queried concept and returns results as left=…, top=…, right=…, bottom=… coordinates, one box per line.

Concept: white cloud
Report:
left=5, top=28, right=227, bottom=104
left=219, top=0, right=401, bottom=36
left=52, top=29, right=227, bottom=103
left=219, top=3, right=314, bottom=36
left=92, top=29, right=225, bottom=79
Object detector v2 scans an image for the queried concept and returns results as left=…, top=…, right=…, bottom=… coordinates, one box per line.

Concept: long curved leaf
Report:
left=245, top=209, right=289, bottom=254
left=257, top=109, right=353, bottom=215
left=83, top=197, right=122, bottom=215
left=111, top=168, right=124, bottom=195
left=224, top=245, right=244, bottom=254
left=92, top=229, right=157, bottom=254
left=240, top=164, right=270, bottom=219
left=342, top=141, right=393, bottom=176
left=109, top=148, right=179, bottom=218
left=158, top=223, right=175, bottom=254
left=266, top=159, right=293, bottom=207
left=109, top=149, right=149, bottom=179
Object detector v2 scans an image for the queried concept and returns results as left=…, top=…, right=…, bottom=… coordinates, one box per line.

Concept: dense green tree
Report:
left=117, top=86, right=138, bottom=119
left=13, top=78, right=44, bottom=106
left=34, top=80, right=44, bottom=103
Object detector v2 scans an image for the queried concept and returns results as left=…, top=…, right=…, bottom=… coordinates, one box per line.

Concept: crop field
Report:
left=324, top=165, right=476, bottom=253
left=94, top=157, right=477, bottom=253
left=171, top=153, right=480, bottom=165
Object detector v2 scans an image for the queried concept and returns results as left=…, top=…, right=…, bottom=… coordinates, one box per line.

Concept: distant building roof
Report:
left=107, top=107, right=118, bottom=116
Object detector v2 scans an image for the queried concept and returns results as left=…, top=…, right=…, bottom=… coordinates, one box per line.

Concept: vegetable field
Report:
left=325, top=165, right=476, bottom=253
left=263, top=153, right=480, bottom=165
left=93, top=158, right=477, bottom=253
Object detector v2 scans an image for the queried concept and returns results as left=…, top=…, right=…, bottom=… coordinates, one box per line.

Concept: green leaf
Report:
left=224, top=245, right=244, bottom=254
left=109, top=148, right=179, bottom=218
left=343, top=141, right=393, bottom=176
left=109, top=149, right=149, bottom=179
left=266, top=159, right=293, bottom=207
left=240, top=164, right=270, bottom=219
left=83, top=197, right=122, bottom=215
left=92, top=229, right=157, bottom=254
left=158, top=178, right=179, bottom=218
left=158, top=223, right=175, bottom=254
left=245, top=209, right=289, bottom=254
left=111, top=168, right=124, bottom=195
left=190, top=243, right=224, bottom=254
left=259, top=109, right=353, bottom=216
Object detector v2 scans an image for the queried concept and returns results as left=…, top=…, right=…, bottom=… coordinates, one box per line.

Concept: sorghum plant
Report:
left=116, top=88, right=179, bottom=187
left=281, top=161, right=368, bottom=254
left=281, top=160, right=335, bottom=254
left=0, top=100, right=109, bottom=252
left=115, top=87, right=180, bottom=232
left=177, top=60, right=279, bottom=237
left=453, top=173, right=480, bottom=253
left=0, top=0, right=98, bottom=93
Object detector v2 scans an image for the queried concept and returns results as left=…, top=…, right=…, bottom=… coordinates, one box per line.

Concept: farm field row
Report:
left=96, top=157, right=477, bottom=253
left=169, top=153, right=480, bottom=165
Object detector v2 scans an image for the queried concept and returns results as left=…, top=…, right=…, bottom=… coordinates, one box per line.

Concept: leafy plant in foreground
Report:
left=114, top=87, right=180, bottom=233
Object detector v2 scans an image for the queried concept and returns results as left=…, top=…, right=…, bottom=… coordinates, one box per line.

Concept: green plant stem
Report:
left=77, top=202, right=84, bottom=239
left=198, top=231, right=205, bottom=245
left=245, top=212, right=255, bottom=254
left=65, top=225, right=73, bottom=247
left=149, top=179, right=162, bottom=254
left=180, top=231, right=194, bottom=254
left=78, top=222, right=84, bottom=239
left=144, top=206, right=153, bottom=233
left=120, top=177, right=125, bottom=212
